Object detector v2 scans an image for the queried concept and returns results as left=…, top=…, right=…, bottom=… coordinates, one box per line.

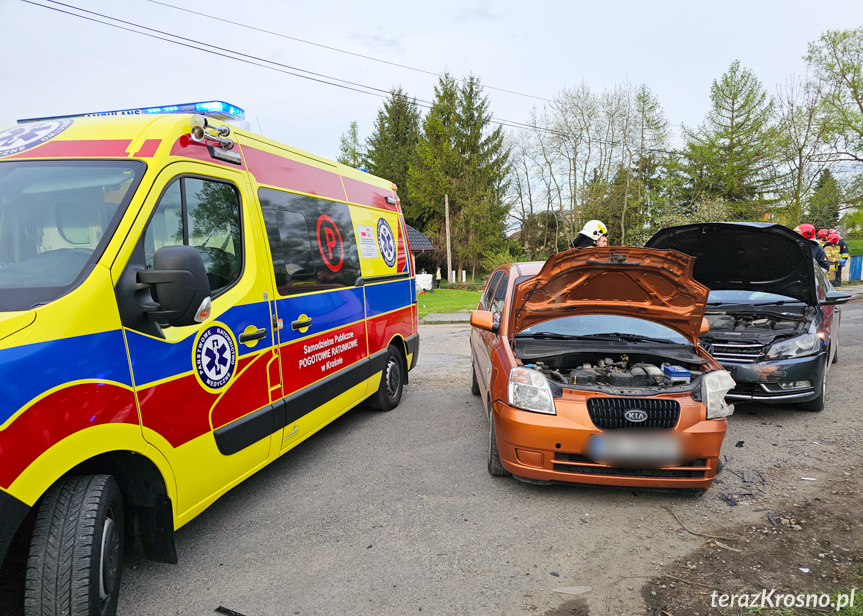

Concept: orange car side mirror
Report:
left=470, top=310, right=498, bottom=333
left=700, top=317, right=710, bottom=334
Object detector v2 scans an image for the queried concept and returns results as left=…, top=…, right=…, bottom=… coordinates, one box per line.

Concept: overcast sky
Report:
left=2, top=0, right=862, bottom=162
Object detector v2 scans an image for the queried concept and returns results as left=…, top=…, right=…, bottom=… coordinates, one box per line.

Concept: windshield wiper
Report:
left=707, top=299, right=802, bottom=307
left=515, top=332, right=678, bottom=344
left=578, top=332, right=678, bottom=344
left=514, top=332, right=585, bottom=340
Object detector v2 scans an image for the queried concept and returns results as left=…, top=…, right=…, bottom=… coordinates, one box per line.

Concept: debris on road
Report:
left=552, top=586, right=591, bottom=595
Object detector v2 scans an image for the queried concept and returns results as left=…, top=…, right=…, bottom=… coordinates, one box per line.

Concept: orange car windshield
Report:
left=515, top=314, right=689, bottom=345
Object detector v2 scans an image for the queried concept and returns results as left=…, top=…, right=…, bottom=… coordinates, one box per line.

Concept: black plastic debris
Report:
left=735, top=441, right=744, bottom=448
left=216, top=607, right=247, bottom=616
left=720, top=493, right=739, bottom=507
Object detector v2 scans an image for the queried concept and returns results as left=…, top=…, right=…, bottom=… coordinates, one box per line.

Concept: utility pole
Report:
left=445, top=194, right=452, bottom=284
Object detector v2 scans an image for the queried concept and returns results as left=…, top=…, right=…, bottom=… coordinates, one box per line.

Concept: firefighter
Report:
left=794, top=224, right=830, bottom=270
left=830, top=229, right=851, bottom=274
left=817, top=228, right=829, bottom=246
left=824, top=233, right=841, bottom=284
left=570, top=219, right=608, bottom=248
left=828, top=232, right=850, bottom=286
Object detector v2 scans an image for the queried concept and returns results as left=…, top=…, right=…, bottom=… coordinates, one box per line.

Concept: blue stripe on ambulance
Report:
left=363, top=278, right=413, bottom=318
left=0, top=330, right=132, bottom=425
left=126, top=302, right=272, bottom=386
left=274, top=288, right=365, bottom=342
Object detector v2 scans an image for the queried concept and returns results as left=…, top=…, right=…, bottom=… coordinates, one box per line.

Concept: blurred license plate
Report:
left=588, top=432, right=681, bottom=467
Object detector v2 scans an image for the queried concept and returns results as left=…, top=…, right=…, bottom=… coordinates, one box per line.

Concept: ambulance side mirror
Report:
left=138, top=246, right=212, bottom=326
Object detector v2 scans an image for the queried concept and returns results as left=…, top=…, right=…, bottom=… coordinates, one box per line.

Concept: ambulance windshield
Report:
left=0, top=160, right=145, bottom=311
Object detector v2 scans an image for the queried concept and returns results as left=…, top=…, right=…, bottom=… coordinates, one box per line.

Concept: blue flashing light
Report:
left=18, top=100, right=245, bottom=124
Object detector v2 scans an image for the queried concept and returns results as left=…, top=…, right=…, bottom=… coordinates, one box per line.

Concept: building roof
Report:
left=405, top=223, right=435, bottom=252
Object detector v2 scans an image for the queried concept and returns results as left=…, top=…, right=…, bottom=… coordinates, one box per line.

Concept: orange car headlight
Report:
left=508, top=367, right=556, bottom=415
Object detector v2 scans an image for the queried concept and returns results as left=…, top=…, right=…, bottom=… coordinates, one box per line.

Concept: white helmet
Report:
left=580, top=220, right=607, bottom=239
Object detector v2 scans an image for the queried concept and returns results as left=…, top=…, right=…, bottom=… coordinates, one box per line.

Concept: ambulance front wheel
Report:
left=25, top=475, right=124, bottom=616
left=370, top=345, right=404, bottom=411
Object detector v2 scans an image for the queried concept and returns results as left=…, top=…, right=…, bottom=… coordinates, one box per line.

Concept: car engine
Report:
left=525, top=355, right=702, bottom=391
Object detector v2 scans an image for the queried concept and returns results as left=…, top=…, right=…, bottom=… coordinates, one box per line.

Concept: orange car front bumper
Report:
left=493, top=398, right=728, bottom=491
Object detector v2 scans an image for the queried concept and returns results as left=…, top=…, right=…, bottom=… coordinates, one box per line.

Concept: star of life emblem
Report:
left=0, top=119, right=73, bottom=157
left=195, top=324, right=236, bottom=389
left=377, top=218, right=396, bottom=267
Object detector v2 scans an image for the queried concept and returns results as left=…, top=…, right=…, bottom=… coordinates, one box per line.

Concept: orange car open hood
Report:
left=510, top=248, right=710, bottom=342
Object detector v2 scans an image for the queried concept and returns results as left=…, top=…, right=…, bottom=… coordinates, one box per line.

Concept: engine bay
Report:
left=521, top=352, right=708, bottom=393
left=702, top=310, right=809, bottom=345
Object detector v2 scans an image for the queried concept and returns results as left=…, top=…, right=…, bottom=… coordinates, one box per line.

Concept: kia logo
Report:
left=624, top=409, right=648, bottom=423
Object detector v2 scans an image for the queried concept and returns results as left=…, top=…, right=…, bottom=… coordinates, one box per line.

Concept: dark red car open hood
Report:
left=510, top=247, right=710, bottom=342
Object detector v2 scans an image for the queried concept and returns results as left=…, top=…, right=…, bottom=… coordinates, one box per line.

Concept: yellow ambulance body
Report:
left=0, top=102, right=418, bottom=615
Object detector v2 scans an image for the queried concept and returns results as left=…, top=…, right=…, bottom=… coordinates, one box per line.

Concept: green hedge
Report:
left=846, top=238, right=863, bottom=255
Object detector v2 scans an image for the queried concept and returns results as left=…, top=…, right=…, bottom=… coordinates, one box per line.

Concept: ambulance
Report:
left=0, top=102, right=419, bottom=615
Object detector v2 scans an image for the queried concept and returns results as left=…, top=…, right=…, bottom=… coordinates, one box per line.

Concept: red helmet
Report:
left=817, top=228, right=829, bottom=239
left=829, top=228, right=838, bottom=235
left=827, top=233, right=840, bottom=244
left=796, top=224, right=816, bottom=239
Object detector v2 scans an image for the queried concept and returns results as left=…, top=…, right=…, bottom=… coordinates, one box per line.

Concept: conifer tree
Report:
left=365, top=87, right=421, bottom=216
left=682, top=60, right=774, bottom=220
left=407, top=75, right=460, bottom=230
left=336, top=121, right=365, bottom=169
left=408, top=74, right=510, bottom=278
left=808, top=169, right=842, bottom=230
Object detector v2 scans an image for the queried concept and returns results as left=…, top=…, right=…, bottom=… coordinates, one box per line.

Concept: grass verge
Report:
left=416, top=288, right=482, bottom=319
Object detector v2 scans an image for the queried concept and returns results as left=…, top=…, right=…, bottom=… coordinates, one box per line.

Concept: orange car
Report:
left=469, top=247, right=735, bottom=492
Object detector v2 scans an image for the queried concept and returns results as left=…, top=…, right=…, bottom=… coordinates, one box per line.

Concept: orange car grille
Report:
left=586, top=397, right=680, bottom=429
left=553, top=454, right=708, bottom=479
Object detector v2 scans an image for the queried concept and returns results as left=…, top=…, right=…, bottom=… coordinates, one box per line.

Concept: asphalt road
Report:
left=5, top=304, right=862, bottom=616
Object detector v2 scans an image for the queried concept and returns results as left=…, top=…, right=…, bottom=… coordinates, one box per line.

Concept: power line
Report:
left=22, top=0, right=724, bottom=163
left=142, top=0, right=554, bottom=104
left=23, top=1, right=554, bottom=136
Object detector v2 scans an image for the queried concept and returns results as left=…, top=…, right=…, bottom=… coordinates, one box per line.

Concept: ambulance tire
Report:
left=369, top=345, right=404, bottom=411
left=25, top=475, right=124, bottom=616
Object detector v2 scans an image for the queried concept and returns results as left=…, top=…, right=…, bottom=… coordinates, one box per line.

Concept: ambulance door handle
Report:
left=291, top=318, right=313, bottom=330
left=239, top=328, right=267, bottom=343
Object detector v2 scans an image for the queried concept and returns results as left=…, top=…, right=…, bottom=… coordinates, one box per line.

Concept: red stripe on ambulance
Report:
left=280, top=322, right=367, bottom=396
left=342, top=176, right=400, bottom=212
left=242, top=146, right=346, bottom=201
left=4, top=139, right=133, bottom=159
left=139, top=354, right=259, bottom=448
left=365, top=306, right=414, bottom=355
left=210, top=353, right=273, bottom=431
left=0, top=384, right=137, bottom=489
left=133, top=139, right=161, bottom=158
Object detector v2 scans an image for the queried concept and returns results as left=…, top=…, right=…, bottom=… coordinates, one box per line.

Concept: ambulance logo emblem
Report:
left=195, top=325, right=236, bottom=389
left=0, top=119, right=72, bottom=157
left=377, top=218, right=396, bottom=268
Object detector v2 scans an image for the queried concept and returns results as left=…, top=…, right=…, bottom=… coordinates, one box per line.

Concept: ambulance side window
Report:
left=258, top=187, right=361, bottom=295
left=144, top=176, right=243, bottom=294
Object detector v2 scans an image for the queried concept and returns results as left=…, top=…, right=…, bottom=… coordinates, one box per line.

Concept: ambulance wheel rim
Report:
left=385, top=356, right=401, bottom=398
left=100, top=511, right=121, bottom=601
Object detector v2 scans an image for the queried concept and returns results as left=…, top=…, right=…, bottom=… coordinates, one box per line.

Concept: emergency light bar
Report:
left=18, top=101, right=245, bottom=124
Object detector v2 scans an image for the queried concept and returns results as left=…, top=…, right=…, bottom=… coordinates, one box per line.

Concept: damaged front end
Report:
left=700, top=304, right=827, bottom=402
